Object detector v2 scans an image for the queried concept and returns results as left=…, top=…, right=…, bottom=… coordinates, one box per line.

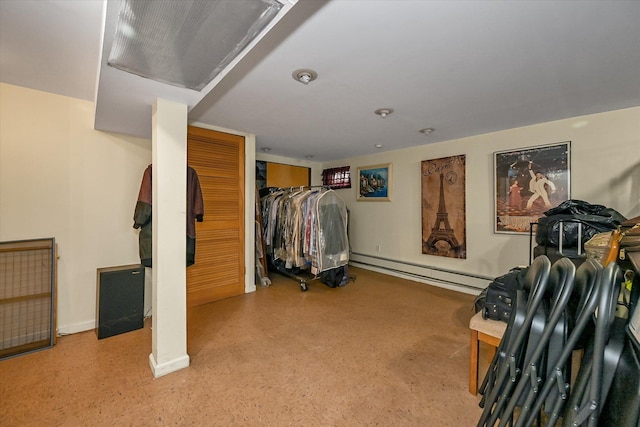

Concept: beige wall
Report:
left=2, top=81, right=638, bottom=332
left=0, top=83, right=152, bottom=334
left=323, top=107, right=640, bottom=291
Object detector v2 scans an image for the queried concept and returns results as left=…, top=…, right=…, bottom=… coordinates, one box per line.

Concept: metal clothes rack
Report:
left=259, top=185, right=344, bottom=291
left=269, top=259, right=315, bottom=292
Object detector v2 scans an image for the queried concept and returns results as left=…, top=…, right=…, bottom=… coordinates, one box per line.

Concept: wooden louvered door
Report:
left=186, top=126, right=245, bottom=307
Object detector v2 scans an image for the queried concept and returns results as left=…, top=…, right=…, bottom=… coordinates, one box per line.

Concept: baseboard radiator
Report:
left=350, top=252, right=493, bottom=294
left=0, top=238, right=56, bottom=359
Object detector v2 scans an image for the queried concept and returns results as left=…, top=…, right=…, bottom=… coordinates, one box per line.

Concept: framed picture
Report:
left=357, top=163, right=392, bottom=201
left=494, top=141, right=571, bottom=234
left=421, top=155, right=466, bottom=258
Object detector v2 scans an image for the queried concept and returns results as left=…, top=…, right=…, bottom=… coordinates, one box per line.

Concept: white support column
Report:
left=244, top=133, right=257, bottom=294
left=149, top=98, right=189, bottom=378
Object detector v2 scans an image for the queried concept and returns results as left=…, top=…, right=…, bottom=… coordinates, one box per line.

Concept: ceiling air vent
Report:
left=108, top=0, right=284, bottom=91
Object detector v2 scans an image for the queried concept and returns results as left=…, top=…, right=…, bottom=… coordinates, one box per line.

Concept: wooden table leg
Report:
left=469, top=329, right=479, bottom=395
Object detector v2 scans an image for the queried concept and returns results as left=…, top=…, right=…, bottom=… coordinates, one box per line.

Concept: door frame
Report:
left=189, top=122, right=256, bottom=295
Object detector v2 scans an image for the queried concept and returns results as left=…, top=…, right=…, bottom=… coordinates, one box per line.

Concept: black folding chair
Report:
left=477, top=255, right=552, bottom=427
left=497, top=258, right=576, bottom=427
left=516, top=258, right=603, bottom=426
left=598, top=318, right=640, bottom=426
left=562, top=261, right=622, bottom=427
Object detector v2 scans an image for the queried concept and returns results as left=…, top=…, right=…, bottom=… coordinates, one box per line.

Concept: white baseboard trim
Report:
left=57, top=320, right=95, bottom=336
left=349, top=253, right=493, bottom=295
left=351, top=262, right=480, bottom=295
left=149, top=353, right=190, bottom=378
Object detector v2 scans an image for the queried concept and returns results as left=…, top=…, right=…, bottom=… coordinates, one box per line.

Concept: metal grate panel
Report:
left=0, top=238, right=56, bottom=359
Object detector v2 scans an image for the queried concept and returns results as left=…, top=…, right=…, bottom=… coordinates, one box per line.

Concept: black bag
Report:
left=536, top=199, right=625, bottom=249
left=477, top=266, right=528, bottom=322
left=536, top=214, right=619, bottom=248
left=474, top=288, right=487, bottom=314
left=320, top=265, right=348, bottom=288
left=544, top=199, right=626, bottom=222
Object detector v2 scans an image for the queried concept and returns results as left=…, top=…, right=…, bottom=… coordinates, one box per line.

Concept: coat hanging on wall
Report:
left=133, top=164, right=204, bottom=267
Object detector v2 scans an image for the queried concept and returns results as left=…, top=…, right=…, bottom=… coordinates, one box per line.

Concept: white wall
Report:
left=0, top=84, right=294, bottom=335
left=0, top=83, right=152, bottom=334
left=2, top=82, right=638, bottom=331
left=323, top=107, right=640, bottom=292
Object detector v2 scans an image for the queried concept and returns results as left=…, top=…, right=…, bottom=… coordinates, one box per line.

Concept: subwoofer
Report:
left=96, top=264, right=145, bottom=339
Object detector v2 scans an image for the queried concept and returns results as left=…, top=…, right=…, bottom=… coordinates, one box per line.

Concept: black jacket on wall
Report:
left=133, top=164, right=204, bottom=267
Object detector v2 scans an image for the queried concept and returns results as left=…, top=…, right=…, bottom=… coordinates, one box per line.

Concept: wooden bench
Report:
left=469, top=310, right=507, bottom=395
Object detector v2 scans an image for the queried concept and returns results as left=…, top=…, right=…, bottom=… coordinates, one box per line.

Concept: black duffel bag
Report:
left=536, top=214, right=619, bottom=248
left=475, top=266, right=528, bottom=323
left=544, top=199, right=626, bottom=221
left=536, top=199, right=625, bottom=248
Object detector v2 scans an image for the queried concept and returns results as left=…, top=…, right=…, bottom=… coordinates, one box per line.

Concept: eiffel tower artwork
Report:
left=424, top=173, right=462, bottom=256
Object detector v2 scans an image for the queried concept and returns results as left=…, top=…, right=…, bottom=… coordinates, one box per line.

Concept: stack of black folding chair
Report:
left=477, top=255, right=552, bottom=426
left=477, top=256, right=624, bottom=426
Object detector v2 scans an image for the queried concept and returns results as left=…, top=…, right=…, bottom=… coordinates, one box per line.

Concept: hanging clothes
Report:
left=314, top=190, right=349, bottom=274
left=133, top=164, right=204, bottom=267
left=133, top=165, right=153, bottom=267
left=260, top=187, right=349, bottom=277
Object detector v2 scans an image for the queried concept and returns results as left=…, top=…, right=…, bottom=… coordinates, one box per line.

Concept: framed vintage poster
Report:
left=421, top=155, right=466, bottom=259
left=357, top=163, right=392, bottom=201
left=494, top=141, right=570, bottom=233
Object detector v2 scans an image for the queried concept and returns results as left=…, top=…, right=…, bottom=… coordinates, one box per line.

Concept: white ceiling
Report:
left=1, top=0, right=639, bottom=162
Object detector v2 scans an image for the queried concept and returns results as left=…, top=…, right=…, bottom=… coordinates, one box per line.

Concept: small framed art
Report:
left=357, top=163, right=392, bottom=201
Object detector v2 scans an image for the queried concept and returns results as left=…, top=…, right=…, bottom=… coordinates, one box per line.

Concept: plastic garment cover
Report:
left=314, top=190, right=349, bottom=273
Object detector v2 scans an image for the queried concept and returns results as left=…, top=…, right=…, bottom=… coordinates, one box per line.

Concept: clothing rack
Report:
left=261, top=185, right=330, bottom=195
left=271, top=257, right=315, bottom=291
left=259, top=186, right=349, bottom=291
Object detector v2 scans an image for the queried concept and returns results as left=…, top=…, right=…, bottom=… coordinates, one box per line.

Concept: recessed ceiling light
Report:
left=305, top=155, right=314, bottom=160
left=374, top=108, right=393, bottom=118
left=419, top=128, right=435, bottom=135
left=292, top=69, right=318, bottom=85
left=375, top=144, right=383, bottom=148
left=262, top=147, right=271, bottom=152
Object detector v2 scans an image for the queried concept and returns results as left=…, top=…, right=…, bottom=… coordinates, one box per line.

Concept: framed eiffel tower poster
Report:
left=421, top=155, right=466, bottom=259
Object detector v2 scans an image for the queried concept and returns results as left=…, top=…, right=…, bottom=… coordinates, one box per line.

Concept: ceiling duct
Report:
left=108, top=0, right=284, bottom=91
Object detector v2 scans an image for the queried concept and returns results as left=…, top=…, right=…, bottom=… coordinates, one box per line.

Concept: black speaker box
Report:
left=96, top=264, right=145, bottom=339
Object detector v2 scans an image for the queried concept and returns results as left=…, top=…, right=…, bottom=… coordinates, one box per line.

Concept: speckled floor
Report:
left=1, top=266, right=484, bottom=426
